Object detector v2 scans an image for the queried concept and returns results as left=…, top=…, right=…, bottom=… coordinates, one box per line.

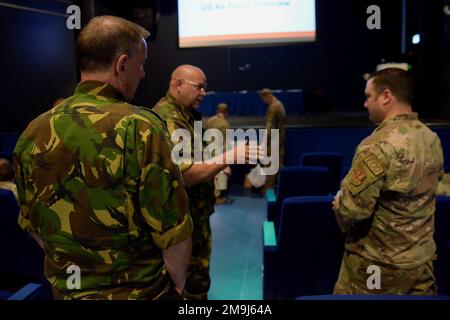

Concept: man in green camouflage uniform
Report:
left=13, top=16, right=192, bottom=300
left=206, top=103, right=232, bottom=204
left=260, top=88, right=285, bottom=192
left=153, top=65, right=256, bottom=299
left=333, top=68, right=443, bottom=295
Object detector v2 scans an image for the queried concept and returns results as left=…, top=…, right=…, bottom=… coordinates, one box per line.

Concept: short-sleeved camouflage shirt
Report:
left=14, top=81, right=192, bottom=299
left=153, top=94, right=215, bottom=218
left=335, top=113, right=444, bottom=269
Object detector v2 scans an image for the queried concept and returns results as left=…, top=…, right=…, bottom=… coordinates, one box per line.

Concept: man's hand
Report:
left=223, top=166, right=232, bottom=176
left=226, top=143, right=261, bottom=165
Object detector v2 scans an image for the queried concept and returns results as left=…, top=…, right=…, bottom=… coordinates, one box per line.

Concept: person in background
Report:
left=259, top=88, right=285, bottom=194
left=206, top=103, right=232, bottom=204
left=0, top=157, right=18, bottom=202
left=13, top=15, right=192, bottom=300
left=332, top=68, right=443, bottom=294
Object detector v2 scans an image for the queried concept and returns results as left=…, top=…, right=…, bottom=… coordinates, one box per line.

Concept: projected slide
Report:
left=178, top=0, right=316, bottom=48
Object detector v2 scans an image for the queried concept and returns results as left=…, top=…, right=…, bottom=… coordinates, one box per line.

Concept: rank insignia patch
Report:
left=363, top=155, right=385, bottom=176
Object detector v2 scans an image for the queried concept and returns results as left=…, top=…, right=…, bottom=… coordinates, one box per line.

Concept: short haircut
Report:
left=260, top=88, right=273, bottom=98
left=368, top=68, right=415, bottom=105
left=216, top=103, right=228, bottom=113
left=76, top=15, right=150, bottom=72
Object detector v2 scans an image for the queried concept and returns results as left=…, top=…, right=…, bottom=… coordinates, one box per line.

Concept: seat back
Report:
left=435, top=196, right=450, bottom=295
left=275, top=196, right=345, bottom=299
left=300, top=152, right=343, bottom=193
left=0, top=189, right=44, bottom=278
left=269, top=166, right=330, bottom=230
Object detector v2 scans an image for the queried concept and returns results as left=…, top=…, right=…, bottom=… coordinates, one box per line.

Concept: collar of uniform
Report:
left=165, top=93, right=197, bottom=122
left=377, top=112, right=418, bottom=130
left=75, top=81, right=125, bottom=101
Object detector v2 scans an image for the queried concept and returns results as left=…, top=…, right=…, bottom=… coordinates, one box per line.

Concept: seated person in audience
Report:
left=332, top=68, right=443, bottom=295
left=205, top=103, right=232, bottom=204
left=259, top=88, right=285, bottom=193
left=0, top=157, right=18, bottom=202
left=13, top=16, right=192, bottom=300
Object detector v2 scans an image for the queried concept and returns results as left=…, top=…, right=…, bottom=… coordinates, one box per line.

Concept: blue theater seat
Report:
left=263, top=196, right=345, bottom=299
left=0, top=151, right=13, bottom=162
left=0, top=133, right=19, bottom=152
left=0, top=189, right=52, bottom=299
left=266, top=166, right=331, bottom=231
left=300, top=152, right=344, bottom=193
left=7, top=283, right=46, bottom=300
left=435, top=196, right=450, bottom=295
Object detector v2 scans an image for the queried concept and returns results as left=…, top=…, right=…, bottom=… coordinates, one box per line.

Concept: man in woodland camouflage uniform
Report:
left=154, top=65, right=256, bottom=299
left=13, top=16, right=192, bottom=300
left=333, top=68, right=443, bottom=294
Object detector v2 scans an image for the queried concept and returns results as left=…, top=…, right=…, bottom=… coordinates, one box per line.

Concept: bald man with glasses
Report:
left=153, top=65, right=256, bottom=299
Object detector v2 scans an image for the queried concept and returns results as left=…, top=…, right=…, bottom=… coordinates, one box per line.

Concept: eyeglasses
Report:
left=176, top=78, right=207, bottom=91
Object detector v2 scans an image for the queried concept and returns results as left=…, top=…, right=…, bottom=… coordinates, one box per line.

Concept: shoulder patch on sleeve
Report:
left=350, top=166, right=366, bottom=187
left=345, top=153, right=386, bottom=195
left=363, top=154, right=385, bottom=177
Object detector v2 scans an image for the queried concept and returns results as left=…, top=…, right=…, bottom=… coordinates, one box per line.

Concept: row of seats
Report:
left=0, top=189, right=52, bottom=300
left=263, top=160, right=450, bottom=299
left=263, top=195, right=450, bottom=299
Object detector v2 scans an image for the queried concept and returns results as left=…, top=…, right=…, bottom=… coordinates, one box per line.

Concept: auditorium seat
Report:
left=6, top=283, right=47, bottom=300
left=0, top=189, right=52, bottom=299
left=435, top=196, right=450, bottom=295
left=299, top=152, right=343, bottom=193
left=0, top=133, right=19, bottom=152
left=263, top=196, right=345, bottom=299
left=266, top=166, right=331, bottom=231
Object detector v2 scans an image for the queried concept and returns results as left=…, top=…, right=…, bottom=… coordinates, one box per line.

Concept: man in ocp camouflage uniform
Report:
left=13, top=16, right=192, bottom=300
left=154, top=65, right=256, bottom=299
left=333, top=68, right=443, bottom=295
left=260, top=88, right=285, bottom=193
left=206, top=103, right=232, bottom=204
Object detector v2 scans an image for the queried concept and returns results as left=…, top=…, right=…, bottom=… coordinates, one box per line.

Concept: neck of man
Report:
left=80, top=71, right=122, bottom=92
left=382, top=103, right=413, bottom=122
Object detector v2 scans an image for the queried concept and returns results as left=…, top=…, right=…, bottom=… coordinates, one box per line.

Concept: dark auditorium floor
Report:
left=209, top=187, right=266, bottom=300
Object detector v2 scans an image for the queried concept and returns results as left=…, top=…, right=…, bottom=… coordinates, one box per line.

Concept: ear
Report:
left=176, top=79, right=184, bottom=92
left=381, top=89, right=393, bottom=105
left=114, top=54, right=128, bottom=76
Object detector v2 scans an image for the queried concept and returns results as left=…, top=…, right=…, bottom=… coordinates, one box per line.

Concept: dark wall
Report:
left=0, top=0, right=78, bottom=133
left=0, top=0, right=447, bottom=133
left=133, top=0, right=403, bottom=113
left=441, top=0, right=450, bottom=117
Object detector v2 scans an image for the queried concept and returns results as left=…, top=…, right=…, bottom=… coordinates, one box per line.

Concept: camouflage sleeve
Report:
left=335, top=143, right=388, bottom=232
left=436, top=135, right=444, bottom=182
left=12, top=144, right=36, bottom=234
left=163, top=115, right=194, bottom=174
left=135, top=120, right=193, bottom=249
